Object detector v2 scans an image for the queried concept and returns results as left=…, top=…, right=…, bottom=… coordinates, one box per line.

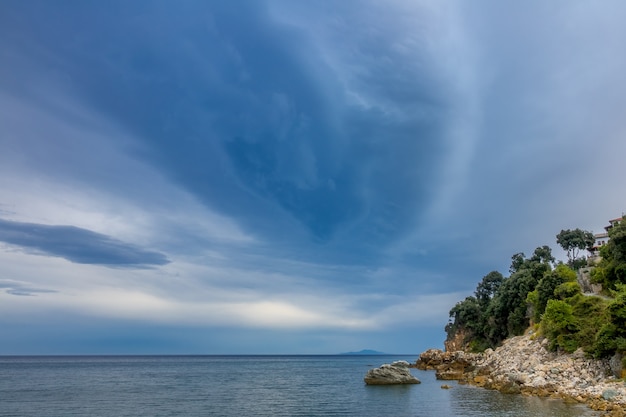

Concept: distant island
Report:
left=340, top=349, right=387, bottom=355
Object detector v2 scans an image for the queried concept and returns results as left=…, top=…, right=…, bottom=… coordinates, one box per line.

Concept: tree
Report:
left=530, top=264, right=576, bottom=322
left=604, top=218, right=626, bottom=265
left=556, top=228, right=595, bottom=266
left=530, top=245, right=556, bottom=265
left=542, top=299, right=579, bottom=352
left=475, top=271, right=504, bottom=307
left=591, top=219, right=626, bottom=290
left=488, top=268, right=538, bottom=343
left=510, top=252, right=526, bottom=274
left=446, top=296, right=482, bottom=348
left=486, top=247, right=554, bottom=344
left=592, top=284, right=626, bottom=357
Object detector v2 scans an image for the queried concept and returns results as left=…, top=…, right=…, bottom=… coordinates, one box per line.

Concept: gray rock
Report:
left=391, top=360, right=411, bottom=368
left=364, top=363, right=421, bottom=385
left=602, top=389, right=619, bottom=400
left=609, top=352, right=623, bottom=378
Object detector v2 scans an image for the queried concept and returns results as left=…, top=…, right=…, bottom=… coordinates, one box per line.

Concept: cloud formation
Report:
left=0, top=279, right=56, bottom=297
left=0, top=219, right=169, bottom=267
left=1, top=0, right=626, bottom=354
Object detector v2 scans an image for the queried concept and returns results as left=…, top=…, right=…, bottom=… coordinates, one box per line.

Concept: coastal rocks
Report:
left=444, top=326, right=471, bottom=352
left=418, top=331, right=626, bottom=414
left=414, top=348, right=478, bottom=380
left=364, top=361, right=421, bottom=385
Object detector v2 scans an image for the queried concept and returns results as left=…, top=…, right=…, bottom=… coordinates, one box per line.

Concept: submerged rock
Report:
left=364, top=361, right=421, bottom=385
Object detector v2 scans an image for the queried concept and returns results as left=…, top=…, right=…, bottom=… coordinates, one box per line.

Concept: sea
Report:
left=0, top=355, right=600, bottom=416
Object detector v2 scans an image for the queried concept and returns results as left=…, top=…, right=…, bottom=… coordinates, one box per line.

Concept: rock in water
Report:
left=364, top=361, right=421, bottom=385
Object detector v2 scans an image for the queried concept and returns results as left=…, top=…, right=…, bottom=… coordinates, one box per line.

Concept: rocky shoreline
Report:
left=415, top=330, right=626, bottom=416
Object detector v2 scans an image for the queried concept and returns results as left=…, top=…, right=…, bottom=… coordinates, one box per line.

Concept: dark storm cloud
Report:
left=0, top=219, right=169, bottom=267
left=0, top=0, right=451, bottom=250
left=5, top=0, right=626, bottom=356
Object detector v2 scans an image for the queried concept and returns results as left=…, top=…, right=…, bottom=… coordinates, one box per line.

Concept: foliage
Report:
left=577, top=284, right=626, bottom=358
left=509, top=252, right=526, bottom=274
left=494, top=269, right=538, bottom=336
left=446, top=248, right=555, bottom=350
left=447, top=296, right=481, bottom=335
left=444, top=225, right=626, bottom=360
left=607, top=284, right=626, bottom=328
left=591, top=219, right=626, bottom=290
left=554, top=281, right=581, bottom=299
left=556, top=228, right=595, bottom=267
left=493, top=247, right=555, bottom=338
left=593, top=323, right=618, bottom=358
left=529, top=264, right=576, bottom=323
left=569, top=257, right=589, bottom=271
left=568, top=294, right=608, bottom=353
left=475, top=271, right=504, bottom=307
left=541, top=299, right=579, bottom=352
left=538, top=291, right=609, bottom=355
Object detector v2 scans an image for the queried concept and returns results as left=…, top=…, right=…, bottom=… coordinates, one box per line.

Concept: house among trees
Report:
left=589, top=215, right=623, bottom=260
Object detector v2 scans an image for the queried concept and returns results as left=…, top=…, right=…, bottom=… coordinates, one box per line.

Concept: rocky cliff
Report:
left=443, top=326, right=471, bottom=352
left=416, top=330, right=626, bottom=416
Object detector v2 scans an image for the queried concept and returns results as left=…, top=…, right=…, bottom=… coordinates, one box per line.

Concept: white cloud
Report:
left=0, top=247, right=457, bottom=333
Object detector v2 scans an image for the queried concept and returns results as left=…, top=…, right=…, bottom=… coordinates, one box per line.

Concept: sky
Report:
left=1, top=0, right=626, bottom=355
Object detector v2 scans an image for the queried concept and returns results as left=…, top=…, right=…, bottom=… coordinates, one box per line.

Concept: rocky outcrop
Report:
left=415, top=348, right=478, bottom=380
left=364, top=360, right=421, bottom=385
left=444, top=326, right=471, bottom=352
left=578, top=267, right=603, bottom=294
left=610, top=353, right=626, bottom=379
left=417, top=331, right=626, bottom=416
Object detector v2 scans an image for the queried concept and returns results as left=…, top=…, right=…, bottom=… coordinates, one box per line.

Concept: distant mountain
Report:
left=340, top=349, right=387, bottom=355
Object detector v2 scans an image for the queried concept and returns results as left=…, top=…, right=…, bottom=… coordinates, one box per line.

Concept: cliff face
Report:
left=444, top=326, right=470, bottom=352
left=578, top=267, right=603, bottom=294
left=417, top=331, right=626, bottom=416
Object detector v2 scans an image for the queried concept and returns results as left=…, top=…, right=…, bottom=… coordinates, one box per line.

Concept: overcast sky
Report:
left=1, top=0, right=625, bottom=355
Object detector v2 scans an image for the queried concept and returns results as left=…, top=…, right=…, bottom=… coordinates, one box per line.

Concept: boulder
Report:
left=609, top=353, right=623, bottom=378
left=364, top=362, right=421, bottom=385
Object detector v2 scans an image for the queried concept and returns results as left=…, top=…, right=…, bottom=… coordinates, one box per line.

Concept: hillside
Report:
left=445, top=221, right=626, bottom=367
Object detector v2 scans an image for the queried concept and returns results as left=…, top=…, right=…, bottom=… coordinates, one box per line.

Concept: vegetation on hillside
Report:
left=445, top=220, right=626, bottom=361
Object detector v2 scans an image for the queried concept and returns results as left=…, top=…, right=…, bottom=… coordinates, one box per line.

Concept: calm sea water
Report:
left=0, top=355, right=599, bottom=417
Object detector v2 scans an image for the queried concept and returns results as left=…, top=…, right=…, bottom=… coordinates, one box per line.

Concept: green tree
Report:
left=568, top=293, right=608, bottom=353
left=591, top=219, right=626, bottom=290
left=556, top=228, right=595, bottom=267
left=531, top=264, right=576, bottom=322
left=488, top=270, right=538, bottom=342
left=542, top=299, right=579, bottom=352
left=446, top=296, right=482, bottom=348
left=510, top=252, right=526, bottom=274
left=592, top=284, right=626, bottom=357
left=486, top=247, right=554, bottom=344
left=530, top=245, right=556, bottom=266
left=475, top=271, right=504, bottom=307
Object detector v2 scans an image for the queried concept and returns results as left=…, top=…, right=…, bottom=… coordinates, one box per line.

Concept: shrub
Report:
left=542, top=299, right=579, bottom=351
left=593, top=323, right=618, bottom=358
left=554, top=281, right=581, bottom=299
